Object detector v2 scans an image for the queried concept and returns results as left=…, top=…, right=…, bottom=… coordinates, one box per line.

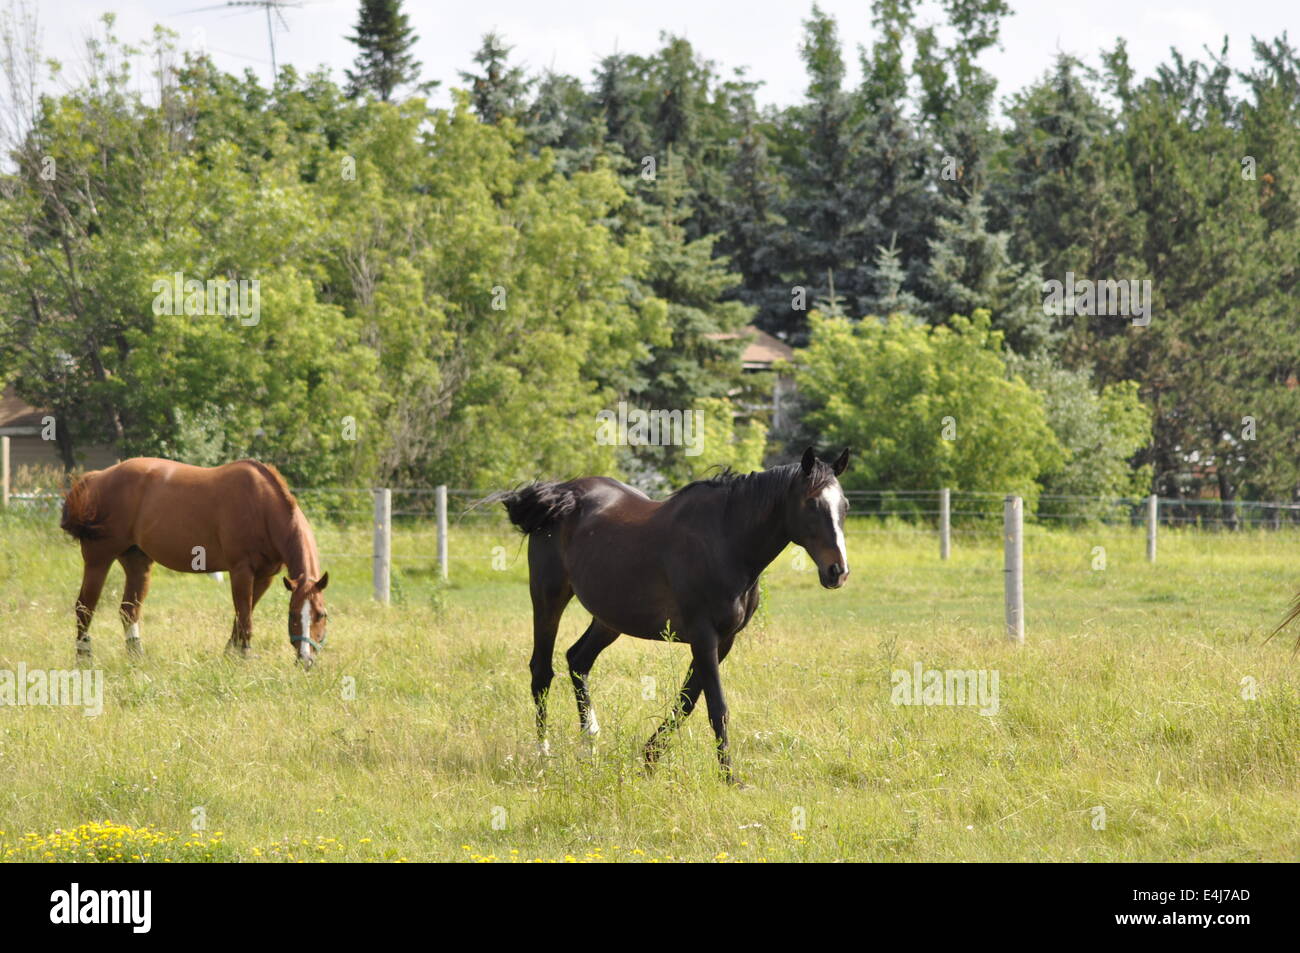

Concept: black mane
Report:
left=672, top=461, right=836, bottom=518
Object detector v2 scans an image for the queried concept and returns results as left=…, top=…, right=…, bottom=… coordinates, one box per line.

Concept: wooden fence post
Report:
left=1004, top=494, right=1024, bottom=644
left=373, top=488, right=391, bottom=604
left=436, top=485, right=449, bottom=582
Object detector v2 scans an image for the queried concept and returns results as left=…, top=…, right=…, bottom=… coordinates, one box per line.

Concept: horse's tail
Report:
left=1265, top=590, right=1300, bottom=655
left=60, top=473, right=104, bottom=541
left=499, top=482, right=577, bottom=535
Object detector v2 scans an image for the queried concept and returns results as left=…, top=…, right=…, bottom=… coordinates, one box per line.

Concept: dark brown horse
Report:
left=501, top=447, right=850, bottom=783
left=60, top=458, right=329, bottom=665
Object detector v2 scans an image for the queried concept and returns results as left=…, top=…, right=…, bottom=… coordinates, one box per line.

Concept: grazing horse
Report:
left=59, top=458, right=329, bottom=665
left=501, top=447, right=851, bottom=783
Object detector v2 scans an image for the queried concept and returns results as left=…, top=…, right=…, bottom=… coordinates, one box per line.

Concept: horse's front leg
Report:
left=691, top=634, right=738, bottom=785
left=643, top=667, right=704, bottom=770
left=643, top=631, right=738, bottom=782
left=225, top=567, right=255, bottom=658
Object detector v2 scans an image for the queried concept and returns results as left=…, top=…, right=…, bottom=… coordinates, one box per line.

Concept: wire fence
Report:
left=7, top=485, right=1300, bottom=532
left=5, top=482, right=1300, bottom=639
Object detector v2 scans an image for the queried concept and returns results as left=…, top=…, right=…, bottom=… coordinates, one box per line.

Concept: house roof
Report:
left=705, top=325, right=795, bottom=368
left=0, top=385, right=46, bottom=432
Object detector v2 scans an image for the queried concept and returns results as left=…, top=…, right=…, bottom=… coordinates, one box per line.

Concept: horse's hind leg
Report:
left=567, top=620, right=620, bottom=743
left=73, top=551, right=114, bottom=663
left=117, top=547, right=153, bottom=658
left=527, top=540, right=572, bottom=756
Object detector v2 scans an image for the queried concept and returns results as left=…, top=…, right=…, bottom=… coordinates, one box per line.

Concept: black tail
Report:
left=501, top=482, right=577, bottom=535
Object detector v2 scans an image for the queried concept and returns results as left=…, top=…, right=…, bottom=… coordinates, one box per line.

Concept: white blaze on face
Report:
left=819, top=483, right=848, bottom=571
left=299, top=602, right=313, bottom=660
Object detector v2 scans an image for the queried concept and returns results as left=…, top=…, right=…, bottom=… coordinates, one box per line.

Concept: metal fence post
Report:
left=436, top=484, right=448, bottom=582
left=1004, top=494, right=1024, bottom=644
left=1146, top=493, right=1158, bottom=564
left=939, top=487, right=950, bottom=560
left=373, top=488, right=391, bottom=604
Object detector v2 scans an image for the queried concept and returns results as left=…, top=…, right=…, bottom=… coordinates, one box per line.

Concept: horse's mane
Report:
left=672, top=461, right=836, bottom=516
left=241, top=459, right=298, bottom=511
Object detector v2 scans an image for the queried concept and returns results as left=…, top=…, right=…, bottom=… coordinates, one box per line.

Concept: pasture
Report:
left=1, top=502, right=1298, bottom=862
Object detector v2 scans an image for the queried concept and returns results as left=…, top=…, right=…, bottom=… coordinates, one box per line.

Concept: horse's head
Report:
left=787, top=447, right=851, bottom=589
left=283, top=572, right=329, bottom=667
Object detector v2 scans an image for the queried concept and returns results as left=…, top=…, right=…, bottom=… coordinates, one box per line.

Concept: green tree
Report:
left=620, top=156, right=762, bottom=487
left=774, top=5, right=860, bottom=343
left=345, top=0, right=426, bottom=102
left=459, top=31, right=532, bottom=126
left=314, top=93, right=669, bottom=487
left=1010, top=356, right=1152, bottom=513
left=922, top=194, right=1051, bottom=354
left=0, top=21, right=384, bottom=483
left=1089, top=43, right=1300, bottom=510
left=794, top=310, right=1063, bottom=508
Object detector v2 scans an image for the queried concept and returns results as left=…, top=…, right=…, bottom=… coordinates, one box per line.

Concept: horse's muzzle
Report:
left=820, top=563, right=848, bottom=589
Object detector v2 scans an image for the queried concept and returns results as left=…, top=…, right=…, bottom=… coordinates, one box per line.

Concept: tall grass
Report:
left=1, top=504, right=1297, bottom=861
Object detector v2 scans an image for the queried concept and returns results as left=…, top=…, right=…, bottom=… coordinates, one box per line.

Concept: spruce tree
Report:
left=344, top=0, right=425, bottom=102
left=459, top=32, right=533, bottom=125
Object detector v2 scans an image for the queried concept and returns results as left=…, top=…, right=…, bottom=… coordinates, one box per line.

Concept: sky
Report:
left=21, top=0, right=1300, bottom=110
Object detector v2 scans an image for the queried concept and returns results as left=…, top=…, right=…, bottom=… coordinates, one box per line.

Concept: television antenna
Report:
left=177, top=1, right=308, bottom=79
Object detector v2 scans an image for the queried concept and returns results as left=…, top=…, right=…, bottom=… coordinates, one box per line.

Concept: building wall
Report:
left=2, top=433, right=119, bottom=472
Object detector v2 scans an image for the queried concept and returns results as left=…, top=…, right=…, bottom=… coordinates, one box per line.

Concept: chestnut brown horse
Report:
left=501, top=447, right=851, bottom=783
left=60, top=458, right=329, bottom=665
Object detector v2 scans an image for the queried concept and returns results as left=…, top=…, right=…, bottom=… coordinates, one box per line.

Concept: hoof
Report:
left=125, top=637, right=143, bottom=659
left=535, top=739, right=553, bottom=758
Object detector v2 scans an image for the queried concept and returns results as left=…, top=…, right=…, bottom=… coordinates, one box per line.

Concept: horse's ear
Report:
left=282, top=575, right=294, bottom=592
left=314, top=572, right=329, bottom=593
left=800, top=446, right=817, bottom=476
left=832, top=447, right=850, bottom=476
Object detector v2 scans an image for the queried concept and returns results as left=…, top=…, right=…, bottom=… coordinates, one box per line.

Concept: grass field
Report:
left=2, top=502, right=1299, bottom=862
